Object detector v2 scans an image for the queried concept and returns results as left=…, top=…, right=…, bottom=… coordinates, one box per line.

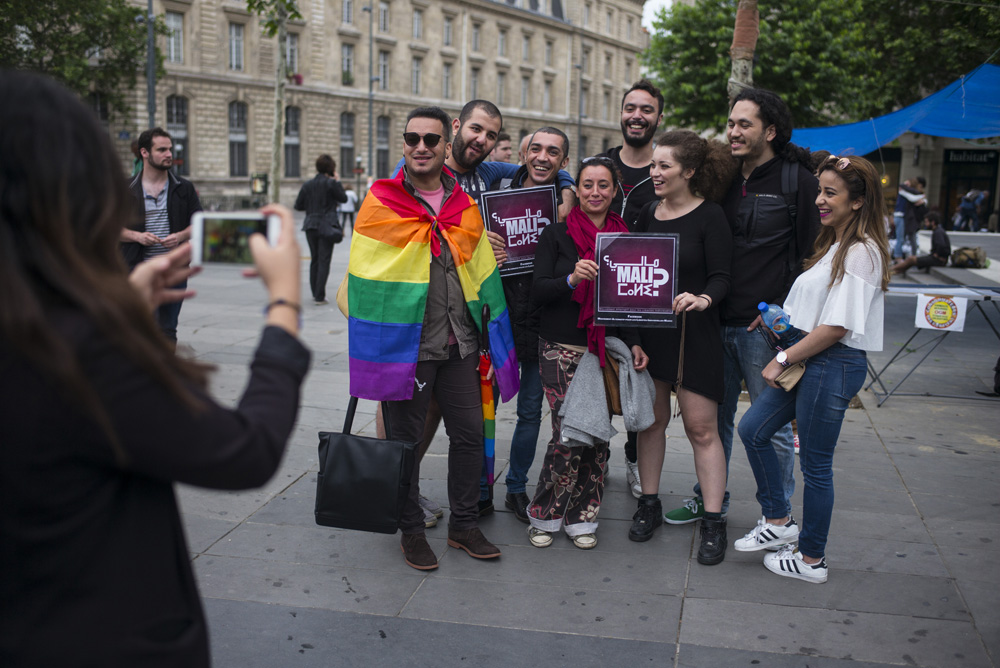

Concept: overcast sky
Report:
left=642, top=0, right=673, bottom=30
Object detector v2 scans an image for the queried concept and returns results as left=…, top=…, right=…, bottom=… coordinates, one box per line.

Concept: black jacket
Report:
left=294, top=173, right=347, bottom=231
left=604, top=145, right=658, bottom=231
left=720, top=156, right=820, bottom=326
left=123, top=170, right=203, bottom=270
left=0, top=314, right=310, bottom=667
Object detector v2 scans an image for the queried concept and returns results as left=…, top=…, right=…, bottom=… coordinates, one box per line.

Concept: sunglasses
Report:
left=580, top=156, right=621, bottom=189
left=402, top=132, right=443, bottom=148
left=828, top=156, right=851, bottom=170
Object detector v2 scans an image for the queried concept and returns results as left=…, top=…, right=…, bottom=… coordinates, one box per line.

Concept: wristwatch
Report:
left=775, top=351, right=790, bottom=367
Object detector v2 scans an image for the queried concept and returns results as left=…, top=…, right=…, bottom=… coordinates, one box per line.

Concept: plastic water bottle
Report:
left=758, top=302, right=791, bottom=334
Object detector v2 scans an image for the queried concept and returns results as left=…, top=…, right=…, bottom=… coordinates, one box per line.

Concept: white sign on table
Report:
left=914, top=294, right=968, bottom=332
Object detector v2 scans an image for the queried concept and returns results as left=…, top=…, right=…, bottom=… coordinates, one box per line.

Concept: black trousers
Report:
left=305, top=229, right=335, bottom=301
left=385, top=346, right=483, bottom=535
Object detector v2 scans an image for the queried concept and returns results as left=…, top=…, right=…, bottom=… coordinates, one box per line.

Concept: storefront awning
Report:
left=791, top=64, right=1000, bottom=157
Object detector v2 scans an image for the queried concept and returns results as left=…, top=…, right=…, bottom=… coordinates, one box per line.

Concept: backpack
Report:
left=950, top=246, right=988, bottom=269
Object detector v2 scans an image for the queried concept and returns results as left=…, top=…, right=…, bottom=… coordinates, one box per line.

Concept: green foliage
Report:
left=0, top=0, right=166, bottom=118
left=246, top=0, right=302, bottom=37
left=642, top=0, right=1000, bottom=131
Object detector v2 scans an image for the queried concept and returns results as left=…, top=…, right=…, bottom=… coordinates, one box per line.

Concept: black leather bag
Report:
left=318, top=211, right=344, bottom=243
left=315, top=397, right=416, bottom=534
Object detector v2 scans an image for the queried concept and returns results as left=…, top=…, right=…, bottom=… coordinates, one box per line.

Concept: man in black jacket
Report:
left=601, top=79, right=664, bottom=498
left=123, top=127, right=202, bottom=344
left=664, top=89, right=820, bottom=525
left=294, top=154, right=347, bottom=304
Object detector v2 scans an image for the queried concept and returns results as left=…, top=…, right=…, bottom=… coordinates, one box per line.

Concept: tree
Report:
left=0, top=0, right=165, bottom=118
left=728, top=0, right=758, bottom=106
left=644, top=0, right=1000, bottom=132
left=644, top=0, right=872, bottom=132
left=246, top=0, right=302, bottom=204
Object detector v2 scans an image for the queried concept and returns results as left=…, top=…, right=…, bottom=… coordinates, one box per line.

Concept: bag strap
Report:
left=673, top=311, right=687, bottom=418
left=342, top=396, right=396, bottom=441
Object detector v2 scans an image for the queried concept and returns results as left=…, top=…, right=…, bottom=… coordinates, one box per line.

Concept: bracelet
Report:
left=263, top=299, right=303, bottom=329
left=566, top=275, right=577, bottom=290
left=698, top=294, right=712, bottom=307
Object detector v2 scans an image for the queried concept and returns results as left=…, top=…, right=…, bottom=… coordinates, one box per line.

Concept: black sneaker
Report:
left=504, top=492, right=530, bottom=524
left=697, top=516, right=728, bottom=565
left=628, top=497, right=663, bottom=542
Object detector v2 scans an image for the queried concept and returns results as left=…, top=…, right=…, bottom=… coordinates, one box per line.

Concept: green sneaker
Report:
left=664, top=497, right=704, bottom=525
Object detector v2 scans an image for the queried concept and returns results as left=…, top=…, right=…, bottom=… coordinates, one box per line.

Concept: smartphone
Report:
left=189, top=212, right=281, bottom=266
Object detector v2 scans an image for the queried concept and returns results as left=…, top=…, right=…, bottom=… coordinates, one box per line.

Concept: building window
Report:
left=378, top=1, right=389, bottom=33
left=442, top=62, right=453, bottom=99
left=545, top=40, right=553, bottom=66
left=165, top=12, right=183, bottom=64
left=497, top=71, right=506, bottom=106
left=285, top=106, right=301, bottom=177
left=377, top=50, right=390, bottom=90
left=470, top=68, right=480, bottom=99
left=342, top=0, right=353, bottom=24
left=340, top=112, right=355, bottom=181
left=582, top=48, right=589, bottom=74
left=602, top=91, right=610, bottom=121
left=522, top=34, right=530, bottom=60
left=543, top=80, right=551, bottom=112
left=412, top=9, right=422, bottom=40
left=581, top=86, right=589, bottom=118
left=377, top=115, right=391, bottom=179
left=228, top=101, right=248, bottom=176
left=602, top=136, right=610, bottom=155
left=286, top=33, right=299, bottom=74
left=88, top=93, right=109, bottom=127
left=166, top=95, right=189, bottom=176
left=498, top=30, right=506, bottom=58
left=606, top=10, right=613, bottom=34
left=583, top=3, right=590, bottom=27
left=229, top=23, right=244, bottom=71
left=625, top=58, right=632, bottom=82
left=520, top=76, right=530, bottom=109
left=627, top=17, right=634, bottom=40
left=342, top=43, right=354, bottom=79
left=411, top=58, right=422, bottom=95
left=604, top=53, right=612, bottom=79
left=580, top=135, right=588, bottom=160
left=472, top=24, right=481, bottom=52
left=443, top=16, right=453, bottom=46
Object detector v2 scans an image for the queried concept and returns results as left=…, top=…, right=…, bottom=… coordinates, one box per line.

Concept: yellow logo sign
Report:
left=924, top=297, right=958, bottom=329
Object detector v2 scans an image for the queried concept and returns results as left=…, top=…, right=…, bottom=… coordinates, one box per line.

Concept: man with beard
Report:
left=390, top=101, right=575, bottom=522
left=123, top=127, right=202, bottom=344
left=663, top=88, right=820, bottom=526
left=601, top=79, right=664, bottom=499
left=485, top=127, right=571, bottom=521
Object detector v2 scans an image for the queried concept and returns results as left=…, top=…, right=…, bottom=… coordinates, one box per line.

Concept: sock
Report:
left=639, top=493, right=659, bottom=503
left=704, top=511, right=722, bottom=521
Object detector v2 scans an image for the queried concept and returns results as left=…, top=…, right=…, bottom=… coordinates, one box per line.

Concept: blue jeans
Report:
left=481, top=361, right=543, bottom=498
left=737, top=343, right=867, bottom=558
left=155, top=278, right=187, bottom=342
left=699, top=325, right=796, bottom=514
left=893, top=212, right=906, bottom=258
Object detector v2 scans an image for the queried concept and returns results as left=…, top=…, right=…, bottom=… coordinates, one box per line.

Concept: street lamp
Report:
left=575, top=63, right=583, bottom=165
left=146, top=0, right=155, bottom=128
left=362, top=4, right=375, bottom=186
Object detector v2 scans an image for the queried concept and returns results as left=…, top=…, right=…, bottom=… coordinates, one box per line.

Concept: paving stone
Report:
left=676, top=644, right=908, bottom=668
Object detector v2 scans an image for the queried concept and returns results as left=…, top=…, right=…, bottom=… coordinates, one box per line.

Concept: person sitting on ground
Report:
left=892, top=211, right=950, bottom=275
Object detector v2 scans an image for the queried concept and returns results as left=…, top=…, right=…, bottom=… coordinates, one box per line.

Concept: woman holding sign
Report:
left=526, top=156, right=649, bottom=550
left=735, top=156, right=888, bottom=583
left=630, top=131, right=736, bottom=566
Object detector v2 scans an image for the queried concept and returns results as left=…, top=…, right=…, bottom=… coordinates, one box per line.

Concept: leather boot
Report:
left=447, top=527, right=501, bottom=559
left=400, top=533, right=438, bottom=570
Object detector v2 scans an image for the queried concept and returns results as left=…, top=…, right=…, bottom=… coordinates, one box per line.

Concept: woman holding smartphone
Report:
left=735, top=155, right=889, bottom=583
left=0, top=72, right=309, bottom=666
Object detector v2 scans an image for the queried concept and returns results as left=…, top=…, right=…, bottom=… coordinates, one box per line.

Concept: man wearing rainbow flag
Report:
left=347, top=106, right=519, bottom=571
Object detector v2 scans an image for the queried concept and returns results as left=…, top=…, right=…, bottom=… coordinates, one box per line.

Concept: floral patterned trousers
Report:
left=527, top=339, right=608, bottom=537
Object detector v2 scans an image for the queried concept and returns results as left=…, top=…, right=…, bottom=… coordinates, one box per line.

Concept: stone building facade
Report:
left=115, top=0, right=649, bottom=206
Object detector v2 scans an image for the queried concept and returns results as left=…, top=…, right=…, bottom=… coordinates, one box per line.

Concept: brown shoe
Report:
left=447, top=527, right=501, bottom=559
left=400, top=533, right=438, bottom=570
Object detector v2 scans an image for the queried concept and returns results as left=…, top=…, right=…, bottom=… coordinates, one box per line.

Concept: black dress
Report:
left=634, top=199, right=733, bottom=402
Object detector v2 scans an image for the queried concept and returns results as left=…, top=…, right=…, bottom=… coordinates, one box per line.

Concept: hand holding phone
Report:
left=189, top=212, right=281, bottom=266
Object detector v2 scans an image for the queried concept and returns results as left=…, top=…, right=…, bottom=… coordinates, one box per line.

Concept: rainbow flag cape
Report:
left=347, top=170, right=519, bottom=403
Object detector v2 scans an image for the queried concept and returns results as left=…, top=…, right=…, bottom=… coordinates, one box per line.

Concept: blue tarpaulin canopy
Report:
left=791, top=64, right=1000, bottom=156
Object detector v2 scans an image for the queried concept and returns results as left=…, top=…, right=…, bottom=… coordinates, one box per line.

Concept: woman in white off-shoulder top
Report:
left=733, top=155, right=890, bottom=584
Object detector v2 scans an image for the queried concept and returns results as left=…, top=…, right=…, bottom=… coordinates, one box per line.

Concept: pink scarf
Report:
left=566, top=206, right=629, bottom=364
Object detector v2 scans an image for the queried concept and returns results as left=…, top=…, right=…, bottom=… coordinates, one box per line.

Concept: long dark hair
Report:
left=654, top=130, right=737, bottom=202
left=0, top=71, right=210, bottom=463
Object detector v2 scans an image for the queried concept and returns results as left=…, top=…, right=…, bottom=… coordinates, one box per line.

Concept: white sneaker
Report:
left=419, top=494, right=444, bottom=519
left=625, top=460, right=642, bottom=499
left=734, top=516, right=799, bottom=552
left=763, top=545, right=828, bottom=584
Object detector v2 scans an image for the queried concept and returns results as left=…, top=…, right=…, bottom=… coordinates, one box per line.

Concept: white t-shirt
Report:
left=784, top=240, right=885, bottom=351
left=338, top=190, right=358, bottom=213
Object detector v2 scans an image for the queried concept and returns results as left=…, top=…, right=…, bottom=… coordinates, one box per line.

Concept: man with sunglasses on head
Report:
left=662, top=88, right=820, bottom=528
left=599, top=79, right=665, bottom=499
left=349, top=106, right=517, bottom=571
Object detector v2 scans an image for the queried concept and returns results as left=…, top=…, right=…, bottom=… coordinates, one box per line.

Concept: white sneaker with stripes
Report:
left=734, top=516, right=799, bottom=552
left=763, top=545, right=828, bottom=584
